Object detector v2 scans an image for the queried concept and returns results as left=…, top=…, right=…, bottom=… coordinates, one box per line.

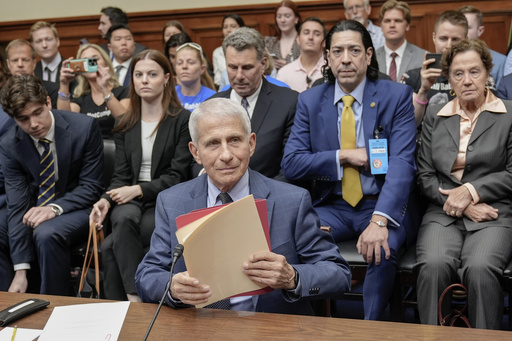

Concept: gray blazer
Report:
left=417, top=100, right=512, bottom=231
left=376, top=41, right=426, bottom=82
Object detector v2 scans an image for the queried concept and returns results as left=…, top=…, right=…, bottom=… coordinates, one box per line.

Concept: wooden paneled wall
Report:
left=0, top=0, right=511, bottom=64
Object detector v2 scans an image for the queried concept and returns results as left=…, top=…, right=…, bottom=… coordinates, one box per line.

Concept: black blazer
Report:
left=103, top=108, right=192, bottom=206
left=210, top=78, right=298, bottom=181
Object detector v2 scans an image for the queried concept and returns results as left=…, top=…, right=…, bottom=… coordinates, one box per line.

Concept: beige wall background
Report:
left=0, top=0, right=311, bottom=22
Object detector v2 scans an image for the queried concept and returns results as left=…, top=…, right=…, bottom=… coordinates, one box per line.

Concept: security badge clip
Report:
left=369, top=126, right=388, bottom=175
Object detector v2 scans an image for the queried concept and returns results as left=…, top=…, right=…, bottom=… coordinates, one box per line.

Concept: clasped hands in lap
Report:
left=439, top=186, right=498, bottom=222
left=170, top=251, right=296, bottom=306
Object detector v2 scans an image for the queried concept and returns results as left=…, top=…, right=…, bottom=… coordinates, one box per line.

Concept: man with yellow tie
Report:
left=282, top=20, right=417, bottom=320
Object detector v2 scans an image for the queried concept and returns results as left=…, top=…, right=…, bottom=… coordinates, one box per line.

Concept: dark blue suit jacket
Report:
left=135, top=169, right=350, bottom=315
left=0, top=110, right=104, bottom=264
left=281, top=79, right=417, bottom=227
left=498, top=73, right=512, bottom=100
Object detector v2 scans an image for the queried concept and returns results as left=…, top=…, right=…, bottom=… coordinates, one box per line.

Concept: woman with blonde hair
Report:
left=90, top=49, right=192, bottom=301
left=174, top=42, right=216, bottom=111
left=58, top=43, right=129, bottom=139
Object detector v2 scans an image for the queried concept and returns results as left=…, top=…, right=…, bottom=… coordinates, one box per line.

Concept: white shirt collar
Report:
left=112, top=57, right=132, bottom=69
left=207, top=169, right=250, bottom=207
left=230, top=78, right=264, bottom=118
left=41, top=53, right=62, bottom=72
left=30, top=110, right=55, bottom=145
left=383, top=40, right=407, bottom=57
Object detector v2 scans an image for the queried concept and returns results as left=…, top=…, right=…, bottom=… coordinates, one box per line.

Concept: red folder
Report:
left=176, top=199, right=273, bottom=297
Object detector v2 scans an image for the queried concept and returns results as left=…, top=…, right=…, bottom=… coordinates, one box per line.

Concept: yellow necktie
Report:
left=341, top=95, right=363, bottom=207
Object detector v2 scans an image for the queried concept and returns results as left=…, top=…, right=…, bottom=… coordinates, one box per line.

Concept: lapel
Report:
left=398, top=42, right=413, bottom=79
left=442, top=114, right=461, bottom=147
left=56, top=60, right=63, bottom=85
left=34, top=62, right=43, bottom=80
left=123, top=65, right=132, bottom=87
left=53, top=111, right=72, bottom=192
left=248, top=170, right=274, bottom=230
left=126, top=119, right=142, bottom=177
left=376, top=48, right=386, bottom=74
left=361, top=80, right=378, bottom=143
left=320, top=83, right=341, bottom=150
left=186, top=175, right=209, bottom=212
left=468, top=111, right=496, bottom=145
left=251, top=78, right=271, bottom=134
left=15, top=127, right=40, bottom=182
left=150, top=115, right=172, bottom=178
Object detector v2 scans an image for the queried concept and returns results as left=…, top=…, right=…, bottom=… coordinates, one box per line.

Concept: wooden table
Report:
left=0, top=292, right=510, bottom=340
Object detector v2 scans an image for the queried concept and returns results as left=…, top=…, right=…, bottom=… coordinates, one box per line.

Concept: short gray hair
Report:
left=222, top=27, right=265, bottom=61
left=343, top=0, right=370, bottom=8
left=189, top=98, right=252, bottom=144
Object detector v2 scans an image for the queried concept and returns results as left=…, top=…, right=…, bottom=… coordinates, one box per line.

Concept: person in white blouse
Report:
left=212, top=14, right=245, bottom=88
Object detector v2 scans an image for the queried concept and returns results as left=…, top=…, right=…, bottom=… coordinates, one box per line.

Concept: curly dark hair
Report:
left=441, top=39, right=493, bottom=79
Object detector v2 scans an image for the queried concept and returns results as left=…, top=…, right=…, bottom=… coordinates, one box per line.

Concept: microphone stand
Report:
left=142, top=244, right=184, bottom=341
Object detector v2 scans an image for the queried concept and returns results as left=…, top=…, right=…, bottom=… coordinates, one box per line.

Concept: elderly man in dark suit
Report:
left=135, top=98, right=350, bottom=314
left=0, top=75, right=104, bottom=295
left=208, top=27, right=298, bottom=182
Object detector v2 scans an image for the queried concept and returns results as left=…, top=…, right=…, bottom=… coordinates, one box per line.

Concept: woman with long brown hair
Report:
left=90, top=49, right=192, bottom=302
left=265, top=0, right=301, bottom=71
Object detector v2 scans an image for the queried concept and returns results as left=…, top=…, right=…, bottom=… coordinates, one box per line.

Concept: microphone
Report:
left=143, top=244, right=184, bottom=341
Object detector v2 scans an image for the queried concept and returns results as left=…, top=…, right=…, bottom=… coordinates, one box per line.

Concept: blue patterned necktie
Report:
left=204, top=192, right=233, bottom=310
left=37, top=139, right=56, bottom=207
left=241, top=97, right=249, bottom=116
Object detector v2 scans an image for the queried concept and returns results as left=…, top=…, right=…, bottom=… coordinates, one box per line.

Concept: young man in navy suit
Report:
left=0, top=75, right=104, bottom=295
left=135, top=98, right=350, bottom=314
left=282, top=20, right=417, bottom=320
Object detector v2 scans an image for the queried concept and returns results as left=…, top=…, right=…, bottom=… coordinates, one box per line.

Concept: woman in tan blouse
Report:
left=416, top=39, right=512, bottom=329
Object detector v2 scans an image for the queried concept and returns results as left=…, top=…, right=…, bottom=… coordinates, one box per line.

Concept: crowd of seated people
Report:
left=1, top=0, right=512, bottom=331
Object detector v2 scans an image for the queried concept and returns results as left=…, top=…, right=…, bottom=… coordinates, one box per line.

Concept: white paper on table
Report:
left=37, top=301, right=129, bottom=341
left=0, top=327, right=42, bottom=341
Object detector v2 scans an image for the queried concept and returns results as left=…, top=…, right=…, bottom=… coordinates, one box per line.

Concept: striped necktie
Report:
left=389, top=52, right=398, bottom=82
left=37, top=138, right=56, bottom=207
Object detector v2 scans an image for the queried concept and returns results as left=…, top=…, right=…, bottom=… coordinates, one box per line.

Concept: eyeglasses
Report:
left=345, top=4, right=365, bottom=12
left=176, top=42, right=204, bottom=56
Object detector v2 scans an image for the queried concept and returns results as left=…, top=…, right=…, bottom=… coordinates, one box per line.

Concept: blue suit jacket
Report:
left=135, top=169, right=350, bottom=315
left=0, top=110, right=104, bottom=264
left=498, top=73, right=512, bottom=100
left=281, top=79, right=417, bottom=227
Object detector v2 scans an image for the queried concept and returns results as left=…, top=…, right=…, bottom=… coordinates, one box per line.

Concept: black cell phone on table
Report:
left=426, top=53, right=442, bottom=69
left=0, top=298, right=50, bottom=326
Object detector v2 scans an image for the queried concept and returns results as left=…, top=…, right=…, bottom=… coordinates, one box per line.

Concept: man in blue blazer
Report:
left=0, top=75, right=104, bottom=295
left=281, top=20, right=417, bottom=320
left=135, top=98, right=350, bottom=314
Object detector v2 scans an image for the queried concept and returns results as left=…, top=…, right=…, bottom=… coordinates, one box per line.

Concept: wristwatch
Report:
left=49, top=205, right=61, bottom=216
left=370, top=219, right=387, bottom=228
left=104, top=92, right=113, bottom=103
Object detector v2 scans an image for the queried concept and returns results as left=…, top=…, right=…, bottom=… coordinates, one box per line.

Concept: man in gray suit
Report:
left=208, top=27, right=298, bottom=182
left=375, top=0, right=425, bottom=82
